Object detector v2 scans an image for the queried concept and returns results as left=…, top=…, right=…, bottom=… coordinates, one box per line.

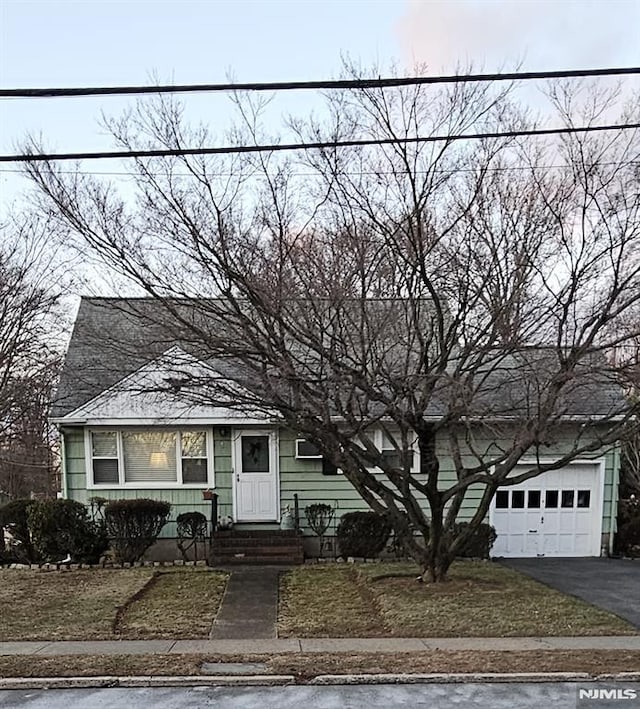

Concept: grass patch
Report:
left=116, top=569, right=228, bottom=638
left=278, top=565, right=384, bottom=637
left=0, top=569, right=154, bottom=641
left=0, top=568, right=228, bottom=641
left=279, top=562, right=637, bottom=637
left=1, top=650, right=639, bottom=679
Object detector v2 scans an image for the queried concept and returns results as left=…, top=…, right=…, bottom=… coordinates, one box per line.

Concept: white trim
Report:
left=60, top=430, right=68, bottom=499
left=55, top=416, right=275, bottom=426
left=85, top=427, right=215, bottom=490
left=295, top=438, right=323, bottom=459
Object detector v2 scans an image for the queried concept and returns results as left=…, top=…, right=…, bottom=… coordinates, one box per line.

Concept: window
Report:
left=88, top=429, right=212, bottom=487
left=295, top=439, right=322, bottom=459
left=511, top=490, right=525, bottom=508
left=378, top=430, right=416, bottom=471
left=91, top=431, right=119, bottom=484
left=527, top=490, right=541, bottom=508
left=495, top=490, right=509, bottom=509
left=576, top=490, right=591, bottom=508
left=123, top=431, right=177, bottom=483
left=181, top=431, right=208, bottom=483
left=545, top=490, right=559, bottom=508
left=561, top=490, right=575, bottom=508
left=240, top=435, right=270, bottom=472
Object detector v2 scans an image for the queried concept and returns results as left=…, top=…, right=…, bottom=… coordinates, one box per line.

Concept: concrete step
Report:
left=211, top=552, right=304, bottom=564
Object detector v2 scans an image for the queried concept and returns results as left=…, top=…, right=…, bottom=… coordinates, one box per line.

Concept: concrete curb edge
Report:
left=1, top=672, right=640, bottom=690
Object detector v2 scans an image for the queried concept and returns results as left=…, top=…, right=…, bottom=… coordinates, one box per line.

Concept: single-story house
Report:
left=52, top=297, right=624, bottom=561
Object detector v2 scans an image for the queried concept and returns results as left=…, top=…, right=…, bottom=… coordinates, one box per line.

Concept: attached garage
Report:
left=490, top=460, right=605, bottom=558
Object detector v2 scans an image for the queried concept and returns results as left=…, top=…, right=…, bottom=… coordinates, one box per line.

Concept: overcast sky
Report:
left=1, top=0, right=639, bottom=208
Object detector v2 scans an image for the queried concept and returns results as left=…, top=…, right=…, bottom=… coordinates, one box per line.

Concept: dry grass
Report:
left=116, top=569, right=228, bottom=638
left=279, top=562, right=637, bottom=638
left=1, top=650, right=639, bottom=679
left=278, top=565, right=384, bottom=637
left=0, top=568, right=228, bottom=641
left=0, top=569, right=154, bottom=641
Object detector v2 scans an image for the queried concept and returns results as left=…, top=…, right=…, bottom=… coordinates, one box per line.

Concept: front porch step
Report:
left=210, top=529, right=304, bottom=565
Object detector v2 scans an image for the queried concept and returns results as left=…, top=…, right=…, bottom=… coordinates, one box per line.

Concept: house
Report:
left=52, top=297, right=626, bottom=561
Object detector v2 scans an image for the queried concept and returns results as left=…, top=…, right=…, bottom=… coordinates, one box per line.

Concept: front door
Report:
left=233, top=431, right=279, bottom=522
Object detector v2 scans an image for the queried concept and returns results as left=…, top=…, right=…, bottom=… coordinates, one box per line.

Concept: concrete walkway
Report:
left=2, top=636, right=640, bottom=656
left=209, top=566, right=283, bottom=640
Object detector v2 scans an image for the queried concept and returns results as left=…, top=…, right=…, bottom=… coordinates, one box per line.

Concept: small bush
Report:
left=451, top=522, right=497, bottom=559
left=176, top=511, right=208, bottom=562
left=0, top=499, right=37, bottom=563
left=305, top=503, right=334, bottom=557
left=27, top=499, right=109, bottom=564
left=618, top=517, right=640, bottom=556
left=616, top=497, right=640, bottom=556
left=337, top=511, right=391, bottom=559
left=104, top=498, right=171, bottom=563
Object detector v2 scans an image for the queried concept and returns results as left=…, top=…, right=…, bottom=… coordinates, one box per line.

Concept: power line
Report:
left=2, top=66, right=639, bottom=99
left=3, top=122, right=639, bottom=163
left=2, top=159, right=638, bottom=178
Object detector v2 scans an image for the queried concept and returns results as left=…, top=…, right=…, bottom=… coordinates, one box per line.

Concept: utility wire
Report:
left=3, top=122, right=639, bottom=163
left=2, top=159, right=638, bottom=178
left=2, top=66, right=639, bottom=99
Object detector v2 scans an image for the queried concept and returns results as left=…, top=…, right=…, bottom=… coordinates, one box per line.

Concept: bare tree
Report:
left=0, top=215, right=64, bottom=498
left=22, top=66, right=640, bottom=580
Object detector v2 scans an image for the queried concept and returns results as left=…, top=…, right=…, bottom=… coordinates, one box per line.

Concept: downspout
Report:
left=59, top=427, right=68, bottom=500
left=609, top=445, right=620, bottom=557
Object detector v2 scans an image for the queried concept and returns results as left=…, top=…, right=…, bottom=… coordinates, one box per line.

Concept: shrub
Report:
left=336, top=511, right=391, bottom=559
left=616, top=497, right=640, bottom=556
left=104, top=498, right=171, bottom=563
left=618, top=517, right=640, bottom=556
left=385, top=511, right=417, bottom=559
left=27, top=499, right=109, bottom=564
left=451, top=522, right=497, bottom=559
left=0, top=499, right=37, bottom=563
left=305, top=503, right=334, bottom=557
left=176, top=511, right=208, bottom=562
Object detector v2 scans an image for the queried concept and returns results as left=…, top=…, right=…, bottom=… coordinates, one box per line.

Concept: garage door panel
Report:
left=491, top=463, right=603, bottom=558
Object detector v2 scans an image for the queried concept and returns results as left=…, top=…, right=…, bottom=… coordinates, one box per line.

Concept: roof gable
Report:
left=56, top=346, right=269, bottom=423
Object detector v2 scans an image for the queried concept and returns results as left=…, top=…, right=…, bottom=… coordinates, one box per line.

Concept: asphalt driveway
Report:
left=501, top=558, right=640, bottom=629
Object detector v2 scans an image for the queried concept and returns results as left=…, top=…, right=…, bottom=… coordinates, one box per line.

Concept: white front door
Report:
left=233, top=431, right=279, bottom=522
left=490, top=462, right=604, bottom=558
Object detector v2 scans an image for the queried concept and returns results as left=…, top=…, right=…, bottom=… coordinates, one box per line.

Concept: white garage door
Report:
left=490, top=462, right=604, bottom=558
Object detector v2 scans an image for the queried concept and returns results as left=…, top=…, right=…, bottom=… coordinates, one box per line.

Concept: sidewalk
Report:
left=2, top=636, right=640, bottom=656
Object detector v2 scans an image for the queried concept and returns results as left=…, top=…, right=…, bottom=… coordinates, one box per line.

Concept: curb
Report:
left=0, top=675, right=296, bottom=690
left=308, top=672, right=640, bottom=684
left=1, top=672, right=640, bottom=690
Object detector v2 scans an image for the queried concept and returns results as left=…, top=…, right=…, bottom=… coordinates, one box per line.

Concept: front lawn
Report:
left=0, top=568, right=229, bottom=641
left=278, top=562, right=637, bottom=637
left=2, top=650, right=640, bottom=679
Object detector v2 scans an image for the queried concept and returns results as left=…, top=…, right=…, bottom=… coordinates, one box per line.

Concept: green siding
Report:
left=63, top=423, right=620, bottom=541
left=63, top=427, right=233, bottom=537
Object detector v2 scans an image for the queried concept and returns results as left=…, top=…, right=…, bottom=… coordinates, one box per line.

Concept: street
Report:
left=2, top=682, right=639, bottom=709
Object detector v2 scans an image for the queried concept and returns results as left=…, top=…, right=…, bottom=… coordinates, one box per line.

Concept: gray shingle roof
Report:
left=53, top=297, right=628, bottom=421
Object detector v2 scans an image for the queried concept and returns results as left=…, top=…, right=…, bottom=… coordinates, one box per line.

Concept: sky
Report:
left=1, top=0, right=639, bottom=209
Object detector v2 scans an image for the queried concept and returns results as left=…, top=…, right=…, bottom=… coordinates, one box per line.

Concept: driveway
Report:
left=501, top=558, right=640, bottom=629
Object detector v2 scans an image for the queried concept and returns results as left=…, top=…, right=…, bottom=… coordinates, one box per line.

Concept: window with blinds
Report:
left=122, top=431, right=178, bottom=483
left=89, top=429, right=210, bottom=485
